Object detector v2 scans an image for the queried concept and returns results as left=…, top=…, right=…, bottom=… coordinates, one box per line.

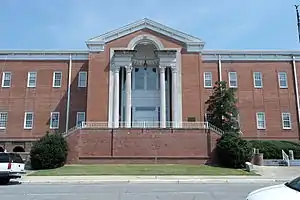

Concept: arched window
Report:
left=13, top=146, right=25, bottom=152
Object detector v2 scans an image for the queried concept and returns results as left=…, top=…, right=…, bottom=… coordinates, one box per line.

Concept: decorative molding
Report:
left=132, top=58, right=159, bottom=66
left=85, top=18, right=205, bottom=52
left=0, top=50, right=89, bottom=60
left=202, top=50, right=300, bottom=61
left=128, top=34, right=164, bottom=50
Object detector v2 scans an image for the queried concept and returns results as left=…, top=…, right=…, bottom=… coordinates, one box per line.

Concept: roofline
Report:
left=1, top=49, right=300, bottom=61
left=1, top=49, right=300, bottom=55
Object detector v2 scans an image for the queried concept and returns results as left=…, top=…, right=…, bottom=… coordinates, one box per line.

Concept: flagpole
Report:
left=295, top=5, right=300, bottom=43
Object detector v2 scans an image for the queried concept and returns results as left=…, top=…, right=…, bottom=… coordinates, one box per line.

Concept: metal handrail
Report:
left=282, top=150, right=290, bottom=166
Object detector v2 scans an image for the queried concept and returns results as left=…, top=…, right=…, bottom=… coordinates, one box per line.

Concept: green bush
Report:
left=216, top=133, right=253, bottom=168
left=249, top=140, right=300, bottom=159
left=30, top=131, right=68, bottom=170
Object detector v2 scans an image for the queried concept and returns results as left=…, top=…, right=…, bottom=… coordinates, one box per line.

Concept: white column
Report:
left=171, top=65, right=178, bottom=128
left=125, top=65, right=132, bottom=128
left=159, top=65, right=166, bottom=128
left=113, top=66, right=120, bottom=128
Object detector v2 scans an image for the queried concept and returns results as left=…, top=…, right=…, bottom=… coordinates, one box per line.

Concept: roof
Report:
left=85, top=18, right=205, bottom=52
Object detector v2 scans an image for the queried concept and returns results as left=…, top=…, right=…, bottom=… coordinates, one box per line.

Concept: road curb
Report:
left=20, top=178, right=290, bottom=184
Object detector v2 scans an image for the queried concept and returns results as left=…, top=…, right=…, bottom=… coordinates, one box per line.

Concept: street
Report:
left=0, top=182, right=282, bottom=200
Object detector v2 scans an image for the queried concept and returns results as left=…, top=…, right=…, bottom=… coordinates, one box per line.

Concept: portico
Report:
left=85, top=18, right=205, bottom=128
left=110, top=36, right=180, bottom=128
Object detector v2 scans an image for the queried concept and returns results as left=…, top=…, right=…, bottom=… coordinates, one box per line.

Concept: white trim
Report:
left=218, top=55, right=222, bottom=81
left=176, top=48, right=183, bottom=126
left=76, top=112, right=86, bottom=126
left=78, top=71, right=87, bottom=87
left=27, top=71, right=37, bottom=88
left=278, top=71, right=288, bottom=89
left=292, top=56, right=300, bottom=131
left=50, top=112, right=60, bottom=129
left=65, top=55, right=72, bottom=132
left=86, top=18, right=204, bottom=52
left=1, top=72, right=11, bottom=88
left=52, top=71, right=62, bottom=88
left=0, top=112, right=8, bottom=129
left=253, top=71, right=263, bottom=88
left=23, top=112, right=34, bottom=129
left=228, top=72, right=238, bottom=88
left=203, top=72, right=213, bottom=88
left=256, top=112, right=266, bottom=130
left=127, top=34, right=164, bottom=50
left=108, top=49, right=114, bottom=128
left=282, top=112, right=292, bottom=130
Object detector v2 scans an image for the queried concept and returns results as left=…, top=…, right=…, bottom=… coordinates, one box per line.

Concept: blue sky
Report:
left=1, top=0, right=300, bottom=50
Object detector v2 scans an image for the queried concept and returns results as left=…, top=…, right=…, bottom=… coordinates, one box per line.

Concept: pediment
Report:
left=86, top=18, right=205, bottom=52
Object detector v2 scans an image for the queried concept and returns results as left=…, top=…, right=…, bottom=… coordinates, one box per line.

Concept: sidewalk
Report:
left=20, top=175, right=292, bottom=184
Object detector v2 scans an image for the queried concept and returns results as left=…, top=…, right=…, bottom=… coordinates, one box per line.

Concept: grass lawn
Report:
left=29, top=164, right=257, bottom=176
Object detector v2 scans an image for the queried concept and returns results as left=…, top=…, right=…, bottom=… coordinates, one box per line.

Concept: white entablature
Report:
left=86, top=18, right=205, bottom=53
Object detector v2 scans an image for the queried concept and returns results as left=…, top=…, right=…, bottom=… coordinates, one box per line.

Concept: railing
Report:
left=61, top=125, right=81, bottom=138
left=79, top=121, right=225, bottom=136
left=282, top=150, right=290, bottom=166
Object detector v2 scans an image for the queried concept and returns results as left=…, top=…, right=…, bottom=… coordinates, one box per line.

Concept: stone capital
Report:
left=125, top=64, right=133, bottom=73
left=111, top=64, right=120, bottom=73
left=170, top=64, right=177, bottom=73
left=159, top=65, right=167, bottom=72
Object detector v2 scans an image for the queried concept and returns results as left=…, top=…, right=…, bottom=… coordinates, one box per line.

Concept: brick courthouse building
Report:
left=0, top=18, right=300, bottom=163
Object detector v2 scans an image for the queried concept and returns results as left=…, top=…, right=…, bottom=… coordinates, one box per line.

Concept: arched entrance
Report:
left=0, top=146, right=4, bottom=152
left=13, top=146, right=25, bottom=152
left=111, top=34, right=179, bottom=128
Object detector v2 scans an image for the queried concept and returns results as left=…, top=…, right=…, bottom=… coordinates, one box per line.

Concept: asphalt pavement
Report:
left=0, top=182, right=282, bottom=200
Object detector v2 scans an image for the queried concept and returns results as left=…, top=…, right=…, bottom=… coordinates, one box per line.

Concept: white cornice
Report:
left=85, top=18, right=205, bottom=52
left=0, top=50, right=89, bottom=60
left=202, top=50, right=300, bottom=61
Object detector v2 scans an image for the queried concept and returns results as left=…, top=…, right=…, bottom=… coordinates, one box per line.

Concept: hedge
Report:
left=249, top=140, right=300, bottom=159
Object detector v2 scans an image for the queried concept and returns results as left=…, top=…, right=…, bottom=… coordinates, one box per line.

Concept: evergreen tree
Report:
left=205, top=81, right=240, bottom=134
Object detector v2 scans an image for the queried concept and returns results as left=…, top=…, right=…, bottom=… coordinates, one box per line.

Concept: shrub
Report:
left=216, top=133, right=253, bottom=168
left=249, top=140, right=300, bottom=159
left=30, top=131, right=68, bottom=170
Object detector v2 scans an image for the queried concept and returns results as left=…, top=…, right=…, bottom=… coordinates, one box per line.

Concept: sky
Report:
left=1, top=0, right=300, bottom=50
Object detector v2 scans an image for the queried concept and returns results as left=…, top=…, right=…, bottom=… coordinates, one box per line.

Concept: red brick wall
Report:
left=0, top=60, right=88, bottom=139
left=67, top=129, right=220, bottom=164
left=221, top=61, right=299, bottom=139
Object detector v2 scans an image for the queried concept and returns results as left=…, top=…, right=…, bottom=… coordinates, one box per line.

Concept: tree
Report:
left=205, top=81, right=240, bottom=134
left=30, top=131, right=68, bottom=170
left=216, top=133, right=253, bottom=168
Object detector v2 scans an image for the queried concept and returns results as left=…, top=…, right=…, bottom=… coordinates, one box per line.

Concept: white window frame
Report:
left=282, top=112, right=292, bottom=130
left=78, top=71, right=87, bottom=87
left=24, top=112, right=34, bottom=129
left=1, top=72, right=11, bottom=88
left=27, top=72, right=37, bottom=88
left=228, top=72, right=238, bottom=88
left=76, top=112, right=86, bottom=127
left=203, top=72, right=213, bottom=88
left=50, top=112, right=60, bottom=129
left=278, top=72, right=288, bottom=89
left=253, top=72, right=263, bottom=88
left=256, top=112, right=266, bottom=130
left=52, top=71, right=62, bottom=88
left=0, top=112, right=8, bottom=129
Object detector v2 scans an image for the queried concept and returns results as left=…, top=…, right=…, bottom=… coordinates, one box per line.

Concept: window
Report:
left=24, top=112, right=34, bottom=129
left=256, top=112, right=266, bottom=129
left=50, top=112, right=60, bottom=129
left=282, top=112, right=292, bottom=129
left=0, top=112, right=8, bottom=129
left=278, top=72, right=288, bottom=88
left=2, top=72, right=11, bottom=87
left=52, top=71, right=62, bottom=87
left=27, top=72, right=37, bottom=88
left=78, top=71, right=87, bottom=87
left=76, top=112, right=85, bottom=127
left=203, top=72, right=213, bottom=88
left=253, top=72, right=263, bottom=88
left=228, top=72, right=238, bottom=88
